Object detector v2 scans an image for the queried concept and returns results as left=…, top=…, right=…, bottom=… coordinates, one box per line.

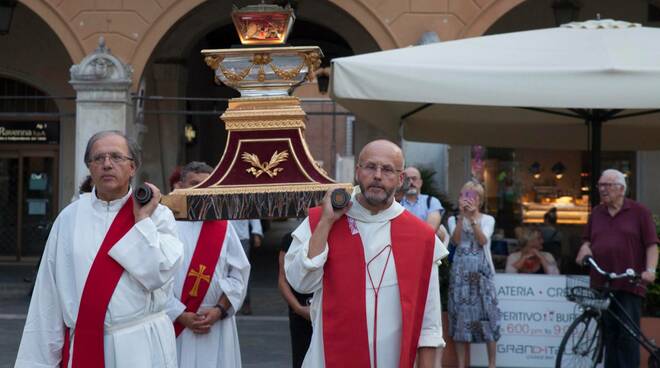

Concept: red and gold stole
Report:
left=308, top=206, right=435, bottom=368
left=174, top=220, right=228, bottom=337
left=62, top=197, right=135, bottom=368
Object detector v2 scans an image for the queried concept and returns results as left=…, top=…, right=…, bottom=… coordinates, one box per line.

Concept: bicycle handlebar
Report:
left=583, top=255, right=638, bottom=281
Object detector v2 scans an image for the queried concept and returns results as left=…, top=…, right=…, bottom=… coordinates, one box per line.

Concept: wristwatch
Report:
left=647, top=267, right=657, bottom=274
left=214, top=304, right=228, bottom=320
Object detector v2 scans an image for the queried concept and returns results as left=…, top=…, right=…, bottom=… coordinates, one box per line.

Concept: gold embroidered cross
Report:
left=187, top=264, right=211, bottom=297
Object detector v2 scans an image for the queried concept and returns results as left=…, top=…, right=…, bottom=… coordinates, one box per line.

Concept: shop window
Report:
left=480, top=147, right=636, bottom=236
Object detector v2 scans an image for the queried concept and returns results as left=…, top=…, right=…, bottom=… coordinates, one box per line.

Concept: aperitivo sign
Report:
left=470, top=274, right=587, bottom=367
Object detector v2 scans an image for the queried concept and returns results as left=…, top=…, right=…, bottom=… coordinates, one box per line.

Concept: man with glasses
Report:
left=576, top=169, right=658, bottom=368
left=230, top=218, right=263, bottom=316
left=285, top=139, right=448, bottom=368
left=16, top=130, right=184, bottom=368
left=401, top=166, right=447, bottom=243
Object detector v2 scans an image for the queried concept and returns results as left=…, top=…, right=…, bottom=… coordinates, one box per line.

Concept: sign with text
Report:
left=0, top=121, right=59, bottom=144
left=470, top=274, right=587, bottom=367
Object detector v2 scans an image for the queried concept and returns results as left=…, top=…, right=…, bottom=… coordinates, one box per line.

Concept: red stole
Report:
left=62, top=197, right=135, bottom=368
left=308, top=207, right=435, bottom=368
left=174, top=220, right=228, bottom=337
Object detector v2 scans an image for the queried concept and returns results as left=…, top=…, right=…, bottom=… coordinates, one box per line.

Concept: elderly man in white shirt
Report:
left=167, top=161, right=250, bottom=368
left=229, top=218, right=262, bottom=315
left=15, top=130, right=183, bottom=368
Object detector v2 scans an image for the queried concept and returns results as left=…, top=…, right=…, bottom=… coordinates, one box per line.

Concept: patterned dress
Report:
left=447, top=215, right=501, bottom=343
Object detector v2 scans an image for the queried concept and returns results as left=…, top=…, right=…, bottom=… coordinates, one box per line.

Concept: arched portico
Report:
left=17, top=0, right=530, bottom=89
left=19, top=0, right=85, bottom=62
left=461, top=0, right=527, bottom=38
left=129, top=0, right=206, bottom=90
left=329, top=0, right=398, bottom=49
left=130, top=0, right=389, bottom=86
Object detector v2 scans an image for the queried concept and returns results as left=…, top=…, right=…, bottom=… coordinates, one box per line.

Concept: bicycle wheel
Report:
left=556, top=312, right=603, bottom=368
left=649, top=353, right=659, bottom=368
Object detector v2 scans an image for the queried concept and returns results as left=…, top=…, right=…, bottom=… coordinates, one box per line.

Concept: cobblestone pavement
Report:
left=0, top=299, right=293, bottom=368
left=0, top=218, right=302, bottom=368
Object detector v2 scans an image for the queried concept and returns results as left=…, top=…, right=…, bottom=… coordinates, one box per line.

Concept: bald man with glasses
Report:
left=285, top=139, right=449, bottom=368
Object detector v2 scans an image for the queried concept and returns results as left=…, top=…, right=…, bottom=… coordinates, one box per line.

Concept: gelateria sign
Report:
left=0, top=122, right=59, bottom=144
left=470, top=274, right=586, bottom=367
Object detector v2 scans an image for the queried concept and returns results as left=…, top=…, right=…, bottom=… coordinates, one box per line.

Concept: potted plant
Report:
left=417, top=166, right=454, bottom=310
left=643, top=215, right=660, bottom=317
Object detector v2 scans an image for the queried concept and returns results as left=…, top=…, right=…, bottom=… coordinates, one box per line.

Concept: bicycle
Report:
left=555, top=256, right=659, bottom=368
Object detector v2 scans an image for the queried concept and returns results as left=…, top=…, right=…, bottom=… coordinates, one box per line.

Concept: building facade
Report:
left=1, top=0, right=659, bottom=259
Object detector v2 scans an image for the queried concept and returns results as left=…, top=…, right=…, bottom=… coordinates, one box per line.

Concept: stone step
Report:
left=0, top=283, right=31, bottom=301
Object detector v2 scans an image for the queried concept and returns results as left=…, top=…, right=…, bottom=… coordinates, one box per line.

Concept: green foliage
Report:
left=644, top=215, right=660, bottom=317
left=438, top=258, right=451, bottom=311
left=417, top=166, right=454, bottom=218
left=416, top=166, right=453, bottom=310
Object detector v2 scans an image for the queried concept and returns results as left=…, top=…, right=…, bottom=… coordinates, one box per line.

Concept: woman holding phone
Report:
left=447, top=181, right=500, bottom=368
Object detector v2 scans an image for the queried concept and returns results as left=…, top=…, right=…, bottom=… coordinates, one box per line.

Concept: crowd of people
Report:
left=13, top=130, right=658, bottom=368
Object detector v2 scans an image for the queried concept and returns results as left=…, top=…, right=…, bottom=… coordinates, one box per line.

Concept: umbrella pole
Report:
left=589, top=111, right=603, bottom=208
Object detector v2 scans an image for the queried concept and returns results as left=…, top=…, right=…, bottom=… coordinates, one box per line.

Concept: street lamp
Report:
left=0, top=0, right=17, bottom=35
left=316, top=67, right=330, bottom=94
left=552, top=0, right=581, bottom=26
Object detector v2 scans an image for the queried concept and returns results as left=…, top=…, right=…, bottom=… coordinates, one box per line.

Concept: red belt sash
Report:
left=308, top=207, right=435, bottom=368
left=62, top=197, right=135, bottom=368
left=174, top=220, right=228, bottom=337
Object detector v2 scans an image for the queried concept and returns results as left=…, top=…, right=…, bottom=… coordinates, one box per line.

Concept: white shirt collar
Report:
left=90, top=186, right=133, bottom=212
left=348, top=195, right=405, bottom=223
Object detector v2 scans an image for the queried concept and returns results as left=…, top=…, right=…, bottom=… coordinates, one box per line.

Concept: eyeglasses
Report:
left=358, top=162, right=402, bottom=177
left=598, top=182, right=622, bottom=189
left=88, top=152, right=134, bottom=166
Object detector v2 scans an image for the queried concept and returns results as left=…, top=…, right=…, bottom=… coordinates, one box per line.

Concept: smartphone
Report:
left=463, top=190, right=478, bottom=201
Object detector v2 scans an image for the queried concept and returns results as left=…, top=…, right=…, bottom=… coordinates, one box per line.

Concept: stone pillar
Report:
left=69, top=37, right=134, bottom=194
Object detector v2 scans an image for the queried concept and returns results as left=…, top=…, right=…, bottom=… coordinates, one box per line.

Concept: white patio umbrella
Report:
left=330, top=19, right=660, bottom=204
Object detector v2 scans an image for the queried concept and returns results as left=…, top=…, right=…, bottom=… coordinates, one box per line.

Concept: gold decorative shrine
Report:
left=161, top=4, right=351, bottom=220
left=231, top=4, right=295, bottom=46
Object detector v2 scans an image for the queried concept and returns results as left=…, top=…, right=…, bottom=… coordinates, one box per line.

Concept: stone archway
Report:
left=130, top=1, right=384, bottom=189
left=129, top=0, right=205, bottom=90
left=461, top=0, right=527, bottom=38
left=329, top=0, right=398, bottom=49
left=20, top=0, right=85, bottom=62
left=17, top=0, right=531, bottom=87
left=130, top=0, right=388, bottom=86
left=0, top=2, right=78, bottom=207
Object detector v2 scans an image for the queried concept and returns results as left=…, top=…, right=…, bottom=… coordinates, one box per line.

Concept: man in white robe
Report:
left=15, top=130, right=184, bottom=367
left=229, top=218, right=262, bottom=315
left=285, top=140, right=448, bottom=368
left=166, top=161, right=250, bottom=368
